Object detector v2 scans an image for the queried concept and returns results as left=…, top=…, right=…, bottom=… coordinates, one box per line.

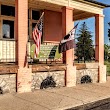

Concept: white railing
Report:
left=0, top=39, right=16, bottom=62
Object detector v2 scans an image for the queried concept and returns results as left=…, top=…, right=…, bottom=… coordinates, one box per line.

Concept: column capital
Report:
left=95, top=14, right=105, bottom=18
left=61, top=6, right=74, bottom=11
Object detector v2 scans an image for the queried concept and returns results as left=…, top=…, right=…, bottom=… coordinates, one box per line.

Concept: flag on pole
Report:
left=58, top=23, right=79, bottom=53
left=32, top=12, right=44, bottom=57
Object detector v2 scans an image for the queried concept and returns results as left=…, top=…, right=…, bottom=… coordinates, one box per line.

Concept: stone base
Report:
left=99, top=64, right=106, bottom=83
left=0, top=74, right=16, bottom=93
left=76, top=63, right=99, bottom=84
left=66, top=65, right=76, bottom=87
left=17, top=68, right=32, bottom=93
left=31, top=71, right=65, bottom=90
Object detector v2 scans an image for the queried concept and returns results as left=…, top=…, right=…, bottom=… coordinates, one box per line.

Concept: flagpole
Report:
left=35, top=12, right=44, bottom=29
left=68, top=21, right=80, bottom=34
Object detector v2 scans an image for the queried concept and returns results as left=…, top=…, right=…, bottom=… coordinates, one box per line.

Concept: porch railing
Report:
left=0, top=39, right=16, bottom=63
left=0, top=39, right=63, bottom=64
left=0, top=39, right=97, bottom=64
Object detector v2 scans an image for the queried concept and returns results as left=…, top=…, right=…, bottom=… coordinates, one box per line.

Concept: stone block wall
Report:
left=31, top=71, right=65, bottom=90
left=0, top=63, right=102, bottom=93
left=76, top=69, right=98, bottom=84
left=0, top=70, right=65, bottom=93
left=76, top=63, right=99, bottom=84
left=0, top=74, right=16, bottom=94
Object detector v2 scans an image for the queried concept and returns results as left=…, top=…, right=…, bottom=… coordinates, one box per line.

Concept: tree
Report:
left=104, top=44, right=110, bottom=60
left=75, top=22, right=94, bottom=62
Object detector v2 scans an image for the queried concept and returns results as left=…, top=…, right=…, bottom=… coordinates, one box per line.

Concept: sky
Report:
left=75, top=0, right=110, bottom=45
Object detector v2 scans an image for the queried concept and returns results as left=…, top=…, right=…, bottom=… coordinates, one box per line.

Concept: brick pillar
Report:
left=95, top=14, right=106, bottom=83
left=15, top=0, right=32, bottom=93
left=15, top=0, right=18, bottom=64
left=95, top=14, right=104, bottom=65
left=62, top=7, right=76, bottom=87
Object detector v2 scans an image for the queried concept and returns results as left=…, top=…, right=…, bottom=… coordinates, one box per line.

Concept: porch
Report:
left=0, top=0, right=107, bottom=93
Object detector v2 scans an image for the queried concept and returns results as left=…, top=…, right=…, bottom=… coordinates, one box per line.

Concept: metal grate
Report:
left=81, top=75, right=92, bottom=84
left=0, top=87, right=3, bottom=94
left=40, top=76, right=56, bottom=89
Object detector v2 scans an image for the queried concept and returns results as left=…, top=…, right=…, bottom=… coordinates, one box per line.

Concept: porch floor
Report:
left=1, top=76, right=110, bottom=110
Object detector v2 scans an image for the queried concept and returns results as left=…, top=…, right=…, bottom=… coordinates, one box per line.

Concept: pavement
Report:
left=1, top=77, right=110, bottom=110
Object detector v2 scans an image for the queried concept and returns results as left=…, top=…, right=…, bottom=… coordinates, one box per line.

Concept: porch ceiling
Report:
left=0, top=0, right=102, bottom=21
left=28, top=0, right=95, bottom=21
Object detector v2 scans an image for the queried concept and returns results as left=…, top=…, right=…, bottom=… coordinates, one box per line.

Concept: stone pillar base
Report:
left=99, top=64, right=106, bottom=83
left=66, top=65, right=76, bottom=87
left=17, top=68, right=32, bottom=93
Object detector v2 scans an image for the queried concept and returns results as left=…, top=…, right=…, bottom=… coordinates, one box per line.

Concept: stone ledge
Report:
left=75, top=63, right=99, bottom=70
left=31, top=64, right=67, bottom=72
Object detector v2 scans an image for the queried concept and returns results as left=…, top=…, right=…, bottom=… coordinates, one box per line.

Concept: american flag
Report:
left=32, top=13, right=44, bottom=57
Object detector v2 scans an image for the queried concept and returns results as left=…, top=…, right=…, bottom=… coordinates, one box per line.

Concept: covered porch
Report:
left=0, top=0, right=107, bottom=93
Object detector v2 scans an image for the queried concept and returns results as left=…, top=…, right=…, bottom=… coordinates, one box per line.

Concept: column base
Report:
left=66, top=65, right=76, bottom=87
left=99, top=64, right=106, bottom=83
left=17, top=68, right=32, bottom=93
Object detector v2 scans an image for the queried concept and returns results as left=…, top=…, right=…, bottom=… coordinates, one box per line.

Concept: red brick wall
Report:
left=44, top=10, right=62, bottom=42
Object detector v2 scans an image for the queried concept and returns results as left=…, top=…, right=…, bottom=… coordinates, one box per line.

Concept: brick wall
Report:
left=44, top=10, right=62, bottom=42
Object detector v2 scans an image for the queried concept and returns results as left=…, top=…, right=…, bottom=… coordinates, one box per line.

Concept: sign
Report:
left=30, top=44, right=61, bottom=60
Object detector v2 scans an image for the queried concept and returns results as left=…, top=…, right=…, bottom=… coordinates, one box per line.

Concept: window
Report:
left=32, top=10, right=40, bottom=20
left=1, top=5, right=15, bottom=17
left=32, top=23, right=36, bottom=31
left=3, top=20, right=14, bottom=39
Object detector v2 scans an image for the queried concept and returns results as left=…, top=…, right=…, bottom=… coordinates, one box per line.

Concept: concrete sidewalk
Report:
left=1, top=77, right=110, bottom=110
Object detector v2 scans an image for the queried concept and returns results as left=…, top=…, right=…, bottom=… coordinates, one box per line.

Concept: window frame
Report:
left=0, top=15, right=15, bottom=40
left=0, top=4, right=15, bottom=40
left=1, top=4, right=15, bottom=17
left=28, top=8, right=41, bottom=40
left=0, top=4, right=43, bottom=41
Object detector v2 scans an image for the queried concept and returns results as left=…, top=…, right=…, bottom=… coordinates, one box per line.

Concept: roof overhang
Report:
left=28, top=0, right=106, bottom=20
left=0, top=0, right=108, bottom=21
left=84, top=0, right=110, bottom=8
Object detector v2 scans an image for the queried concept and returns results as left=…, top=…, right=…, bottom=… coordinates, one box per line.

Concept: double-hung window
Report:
left=1, top=5, right=15, bottom=39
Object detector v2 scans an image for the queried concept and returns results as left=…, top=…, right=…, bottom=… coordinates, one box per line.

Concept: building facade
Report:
left=0, top=0, right=108, bottom=93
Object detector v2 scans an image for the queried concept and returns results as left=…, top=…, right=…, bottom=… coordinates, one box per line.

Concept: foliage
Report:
left=75, top=22, right=94, bottom=62
left=104, top=61, right=110, bottom=76
left=104, top=44, right=110, bottom=60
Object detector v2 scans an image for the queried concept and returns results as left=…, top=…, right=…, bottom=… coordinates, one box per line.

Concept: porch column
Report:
left=95, top=14, right=106, bottom=83
left=15, top=0, right=32, bottom=92
left=95, top=14, right=104, bottom=64
left=62, top=7, right=76, bottom=87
